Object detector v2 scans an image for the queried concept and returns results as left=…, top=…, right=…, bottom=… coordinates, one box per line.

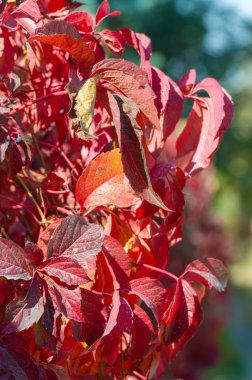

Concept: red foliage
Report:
left=0, top=0, right=233, bottom=378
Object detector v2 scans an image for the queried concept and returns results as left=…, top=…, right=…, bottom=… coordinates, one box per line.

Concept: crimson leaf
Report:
left=39, top=257, right=90, bottom=286
left=108, top=93, right=167, bottom=210
left=182, top=257, right=228, bottom=292
left=126, top=277, right=167, bottom=323
left=3, top=273, right=44, bottom=334
left=45, top=277, right=84, bottom=322
left=46, top=215, right=104, bottom=264
left=0, top=238, right=32, bottom=281
left=29, top=20, right=95, bottom=72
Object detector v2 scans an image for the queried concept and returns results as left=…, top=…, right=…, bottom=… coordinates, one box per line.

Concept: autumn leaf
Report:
left=182, top=258, right=228, bottom=292
left=3, top=273, right=44, bottom=334
left=93, top=58, right=159, bottom=128
left=67, top=74, right=99, bottom=140
left=95, top=0, right=121, bottom=26
left=38, top=257, right=90, bottom=286
left=29, top=20, right=95, bottom=72
left=0, top=238, right=32, bottom=281
left=108, top=93, right=168, bottom=210
left=46, top=215, right=104, bottom=264
left=75, top=148, right=139, bottom=210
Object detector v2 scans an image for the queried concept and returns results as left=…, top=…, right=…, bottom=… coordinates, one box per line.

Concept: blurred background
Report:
left=83, top=1, right=252, bottom=378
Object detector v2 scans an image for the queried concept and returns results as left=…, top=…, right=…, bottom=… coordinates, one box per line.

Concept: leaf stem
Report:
left=8, top=90, right=68, bottom=115
left=132, top=371, right=147, bottom=380
left=142, top=263, right=178, bottom=282
left=38, top=141, right=79, bottom=177
left=0, top=194, right=41, bottom=225
left=15, top=176, right=47, bottom=225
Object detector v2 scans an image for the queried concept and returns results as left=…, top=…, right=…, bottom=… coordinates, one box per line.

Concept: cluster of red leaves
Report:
left=0, top=0, right=234, bottom=379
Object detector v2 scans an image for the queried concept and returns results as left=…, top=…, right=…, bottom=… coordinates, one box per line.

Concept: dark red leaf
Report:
left=24, top=242, right=43, bottom=268
left=126, top=277, right=167, bottom=323
left=163, top=279, right=203, bottom=361
left=129, top=304, right=154, bottom=359
left=0, top=347, right=29, bottom=380
left=72, top=289, right=106, bottom=346
left=108, top=93, right=167, bottom=210
left=39, top=257, right=89, bottom=286
left=93, top=58, right=159, bottom=128
left=0, top=237, right=32, bottom=281
left=46, top=215, right=104, bottom=264
left=45, top=277, right=84, bottom=322
left=4, top=273, right=44, bottom=334
left=101, top=291, right=133, bottom=344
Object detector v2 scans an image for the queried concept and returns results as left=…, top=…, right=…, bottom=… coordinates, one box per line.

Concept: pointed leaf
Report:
left=66, top=74, right=99, bottom=140
left=129, top=304, right=154, bottom=359
left=29, top=20, right=95, bottom=72
left=4, top=273, right=44, bottom=334
left=176, top=77, right=234, bottom=175
left=183, top=258, right=228, bottom=292
left=75, top=148, right=139, bottom=210
left=39, top=257, right=89, bottom=286
left=95, top=0, right=121, bottom=26
left=0, top=238, right=32, bottom=281
left=101, top=291, right=133, bottom=344
left=108, top=93, right=167, bottom=210
left=46, top=215, right=104, bottom=263
left=126, top=277, right=167, bottom=323
left=93, top=58, right=159, bottom=128
left=45, top=277, right=84, bottom=322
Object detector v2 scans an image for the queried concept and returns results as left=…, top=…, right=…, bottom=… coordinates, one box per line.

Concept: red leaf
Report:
left=163, top=279, right=203, bottom=360
left=178, top=68, right=196, bottom=95
left=4, top=273, right=44, bottom=334
left=29, top=20, right=95, bottom=72
left=101, top=291, right=133, bottom=344
left=149, top=67, right=183, bottom=143
left=99, top=29, right=126, bottom=55
left=176, top=77, right=234, bottom=175
left=108, top=93, right=167, bottom=210
left=46, top=215, right=104, bottom=264
left=11, top=0, right=41, bottom=34
left=75, top=149, right=139, bottom=210
left=0, top=347, right=29, bottom=380
left=95, top=0, right=121, bottom=26
left=129, top=304, right=154, bottom=359
left=24, top=242, right=43, bottom=268
left=72, top=289, right=106, bottom=346
left=126, top=277, right=167, bottom=323
left=99, top=236, right=131, bottom=290
left=120, top=28, right=152, bottom=64
left=93, top=58, right=159, bottom=128
left=45, top=277, right=84, bottom=322
left=39, top=257, right=89, bottom=286
left=0, top=237, right=32, bottom=281
left=64, top=11, right=94, bottom=33
left=183, top=258, right=228, bottom=292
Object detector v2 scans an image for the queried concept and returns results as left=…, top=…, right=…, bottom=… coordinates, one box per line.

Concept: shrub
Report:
left=0, top=0, right=234, bottom=378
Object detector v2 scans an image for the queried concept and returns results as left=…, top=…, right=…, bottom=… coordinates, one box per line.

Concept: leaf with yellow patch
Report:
left=67, top=75, right=99, bottom=140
